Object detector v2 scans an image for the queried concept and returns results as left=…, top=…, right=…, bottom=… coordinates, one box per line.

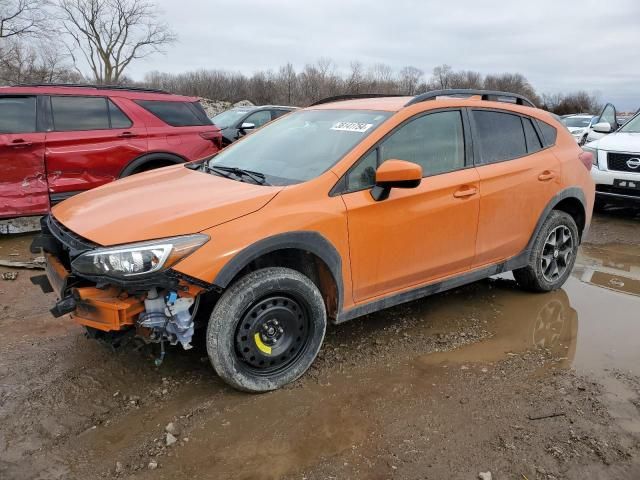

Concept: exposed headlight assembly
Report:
left=72, top=234, right=209, bottom=278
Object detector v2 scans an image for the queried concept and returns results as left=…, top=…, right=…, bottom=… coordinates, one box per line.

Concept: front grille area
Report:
left=596, top=184, right=640, bottom=198
left=607, top=152, right=640, bottom=173
left=43, top=215, right=97, bottom=268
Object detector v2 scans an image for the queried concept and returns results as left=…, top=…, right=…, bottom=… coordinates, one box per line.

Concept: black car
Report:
left=211, top=105, right=297, bottom=146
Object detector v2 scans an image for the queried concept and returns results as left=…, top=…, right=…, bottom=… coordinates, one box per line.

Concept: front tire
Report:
left=513, top=211, right=579, bottom=292
left=206, top=267, right=327, bottom=392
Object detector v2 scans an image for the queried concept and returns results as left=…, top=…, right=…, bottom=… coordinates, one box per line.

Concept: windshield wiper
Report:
left=209, top=165, right=270, bottom=185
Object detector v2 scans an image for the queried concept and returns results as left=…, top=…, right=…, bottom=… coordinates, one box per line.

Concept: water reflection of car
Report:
left=418, top=283, right=578, bottom=368
left=562, top=114, right=597, bottom=146
left=577, top=245, right=640, bottom=297
left=211, top=105, right=298, bottom=146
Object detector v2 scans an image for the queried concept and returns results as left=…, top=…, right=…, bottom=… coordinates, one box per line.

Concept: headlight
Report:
left=582, top=145, right=598, bottom=168
left=72, top=234, right=209, bottom=278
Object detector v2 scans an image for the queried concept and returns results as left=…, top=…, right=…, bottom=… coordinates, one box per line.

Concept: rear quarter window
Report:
left=535, top=119, right=558, bottom=147
left=136, top=100, right=212, bottom=127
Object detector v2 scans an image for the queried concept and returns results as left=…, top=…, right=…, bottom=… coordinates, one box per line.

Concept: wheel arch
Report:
left=119, top=152, right=187, bottom=178
left=213, top=232, right=344, bottom=321
left=526, top=187, right=587, bottom=253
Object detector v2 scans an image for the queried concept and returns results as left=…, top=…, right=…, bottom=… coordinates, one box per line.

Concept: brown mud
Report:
left=1, top=208, right=639, bottom=479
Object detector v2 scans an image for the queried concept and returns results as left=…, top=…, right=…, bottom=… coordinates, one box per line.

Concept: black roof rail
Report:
left=406, top=89, right=536, bottom=108
left=310, top=93, right=405, bottom=106
left=11, top=83, right=172, bottom=95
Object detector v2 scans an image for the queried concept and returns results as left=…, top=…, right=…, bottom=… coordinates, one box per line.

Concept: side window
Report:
left=51, top=96, right=109, bottom=131
left=108, top=99, right=132, bottom=128
left=0, top=96, right=37, bottom=133
left=535, top=119, right=558, bottom=147
left=244, top=110, right=271, bottom=128
left=472, top=110, right=527, bottom=164
left=380, top=110, right=465, bottom=176
left=136, top=100, right=212, bottom=126
left=346, top=149, right=377, bottom=191
left=599, top=104, right=616, bottom=128
left=522, top=117, right=543, bottom=153
left=271, top=109, right=290, bottom=120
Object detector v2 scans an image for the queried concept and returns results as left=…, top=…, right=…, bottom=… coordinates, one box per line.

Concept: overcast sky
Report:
left=127, top=0, right=640, bottom=110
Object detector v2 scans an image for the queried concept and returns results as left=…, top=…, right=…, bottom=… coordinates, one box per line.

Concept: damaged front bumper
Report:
left=31, top=215, right=215, bottom=349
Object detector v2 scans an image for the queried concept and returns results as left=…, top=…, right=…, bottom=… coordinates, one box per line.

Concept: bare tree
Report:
left=0, top=0, right=49, bottom=39
left=432, top=64, right=453, bottom=89
left=58, top=0, right=176, bottom=83
left=398, top=66, right=423, bottom=95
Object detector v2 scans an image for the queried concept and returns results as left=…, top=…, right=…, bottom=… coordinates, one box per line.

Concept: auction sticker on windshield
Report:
left=331, top=122, right=373, bottom=133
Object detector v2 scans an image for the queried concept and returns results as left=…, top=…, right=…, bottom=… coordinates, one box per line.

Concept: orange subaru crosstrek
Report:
left=32, top=89, right=595, bottom=392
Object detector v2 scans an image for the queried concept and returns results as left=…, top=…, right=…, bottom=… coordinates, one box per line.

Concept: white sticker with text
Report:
left=330, top=122, right=373, bottom=133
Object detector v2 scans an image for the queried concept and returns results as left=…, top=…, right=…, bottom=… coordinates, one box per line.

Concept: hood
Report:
left=52, top=165, right=282, bottom=245
left=590, top=132, right=640, bottom=152
left=567, top=126, right=585, bottom=134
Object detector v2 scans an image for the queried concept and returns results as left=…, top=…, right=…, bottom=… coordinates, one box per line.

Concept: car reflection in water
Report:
left=416, top=280, right=579, bottom=369
left=576, top=244, right=640, bottom=297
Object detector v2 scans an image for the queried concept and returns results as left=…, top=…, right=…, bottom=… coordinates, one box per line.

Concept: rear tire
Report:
left=206, top=267, right=327, bottom=393
left=513, top=211, right=579, bottom=292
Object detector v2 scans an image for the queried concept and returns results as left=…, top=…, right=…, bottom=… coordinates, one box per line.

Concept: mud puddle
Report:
left=2, top=224, right=640, bottom=479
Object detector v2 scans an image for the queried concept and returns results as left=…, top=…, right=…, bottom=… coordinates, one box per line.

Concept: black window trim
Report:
left=331, top=107, right=474, bottom=196
left=468, top=107, right=554, bottom=167
left=47, top=94, right=133, bottom=132
left=0, top=94, right=40, bottom=134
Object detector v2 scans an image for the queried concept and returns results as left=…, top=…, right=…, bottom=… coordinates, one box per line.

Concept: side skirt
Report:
left=334, top=252, right=528, bottom=324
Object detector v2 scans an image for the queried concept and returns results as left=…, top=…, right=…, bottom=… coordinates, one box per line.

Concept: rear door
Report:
left=470, top=109, right=561, bottom=267
left=44, top=96, right=147, bottom=203
left=0, top=95, right=49, bottom=218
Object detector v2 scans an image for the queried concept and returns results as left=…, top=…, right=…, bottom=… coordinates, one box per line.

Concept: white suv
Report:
left=584, top=111, right=640, bottom=208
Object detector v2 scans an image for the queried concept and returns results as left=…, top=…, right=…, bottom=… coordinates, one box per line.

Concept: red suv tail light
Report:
left=200, top=131, right=222, bottom=149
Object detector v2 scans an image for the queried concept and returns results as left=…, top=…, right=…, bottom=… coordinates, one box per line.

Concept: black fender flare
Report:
left=212, top=231, right=344, bottom=311
left=524, top=187, right=587, bottom=255
left=119, top=152, right=187, bottom=178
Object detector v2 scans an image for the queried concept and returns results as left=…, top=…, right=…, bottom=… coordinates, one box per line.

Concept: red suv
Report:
left=0, top=84, right=221, bottom=219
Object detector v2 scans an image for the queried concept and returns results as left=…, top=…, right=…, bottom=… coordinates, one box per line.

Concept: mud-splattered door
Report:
left=0, top=96, right=49, bottom=218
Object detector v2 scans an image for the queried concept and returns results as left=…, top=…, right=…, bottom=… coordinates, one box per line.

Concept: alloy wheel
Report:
left=540, top=225, right=574, bottom=283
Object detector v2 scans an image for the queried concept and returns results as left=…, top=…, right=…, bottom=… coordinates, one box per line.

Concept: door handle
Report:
left=453, top=186, right=478, bottom=198
left=538, top=170, right=556, bottom=181
left=118, top=131, right=136, bottom=138
left=8, top=139, right=32, bottom=147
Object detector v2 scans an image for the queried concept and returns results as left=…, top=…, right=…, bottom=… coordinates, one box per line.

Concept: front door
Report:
left=0, top=95, right=48, bottom=218
left=341, top=109, right=480, bottom=302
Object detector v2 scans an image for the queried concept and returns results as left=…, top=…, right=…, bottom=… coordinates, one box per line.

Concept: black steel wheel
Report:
left=234, top=295, right=311, bottom=375
left=513, top=210, right=579, bottom=292
left=207, top=267, right=327, bottom=392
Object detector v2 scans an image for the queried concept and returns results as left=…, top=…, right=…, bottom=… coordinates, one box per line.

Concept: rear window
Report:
left=51, top=96, right=110, bottom=131
left=472, top=110, right=527, bottom=164
left=0, top=96, right=36, bottom=133
left=535, top=119, right=558, bottom=147
left=136, top=100, right=212, bottom=126
left=50, top=96, right=133, bottom=131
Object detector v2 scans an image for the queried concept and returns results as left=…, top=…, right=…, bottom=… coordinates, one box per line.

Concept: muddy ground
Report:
left=1, top=208, right=639, bottom=480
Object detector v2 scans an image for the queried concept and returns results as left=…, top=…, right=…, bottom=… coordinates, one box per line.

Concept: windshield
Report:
left=619, top=114, right=640, bottom=133
left=562, top=116, right=593, bottom=128
left=207, top=109, right=392, bottom=185
left=211, top=109, right=251, bottom=129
